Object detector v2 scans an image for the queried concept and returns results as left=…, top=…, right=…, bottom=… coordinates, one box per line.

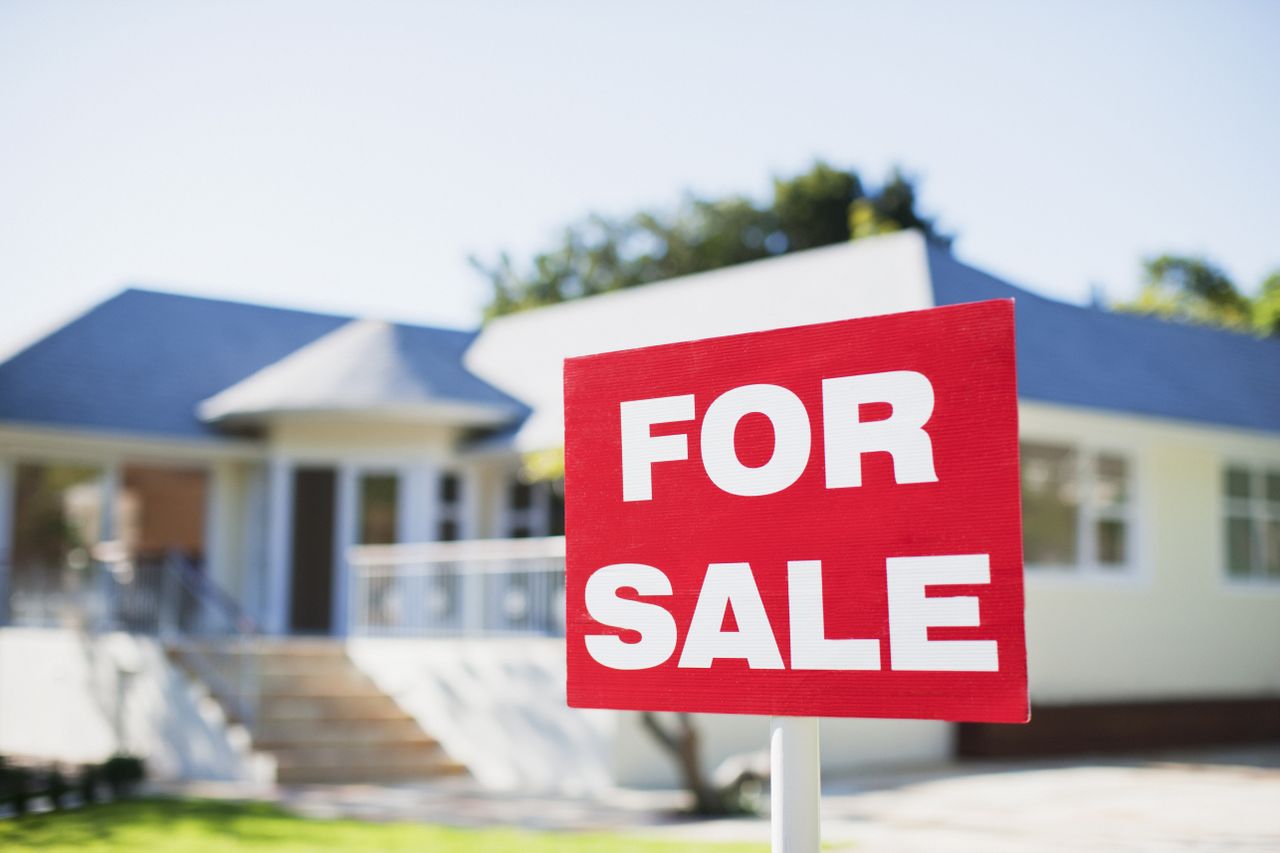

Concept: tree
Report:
left=1117, top=254, right=1280, bottom=336
left=1254, top=272, right=1280, bottom=336
left=473, top=162, right=950, bottom=320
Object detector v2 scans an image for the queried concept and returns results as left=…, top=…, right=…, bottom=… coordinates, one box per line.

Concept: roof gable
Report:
left=199, top=318, right=523, bottom=425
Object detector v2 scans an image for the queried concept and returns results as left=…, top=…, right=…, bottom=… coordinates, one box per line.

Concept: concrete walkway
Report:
left=157, top=745, right=1280, bottom=852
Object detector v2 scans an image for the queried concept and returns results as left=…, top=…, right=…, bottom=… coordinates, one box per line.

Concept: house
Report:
left=1, top=231, right=1277, bottom=789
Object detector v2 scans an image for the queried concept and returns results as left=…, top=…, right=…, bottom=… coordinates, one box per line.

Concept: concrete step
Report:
left=256, top=676, right=385, bottom=697
left=255, top=727, right=437, bottom=750
left=255, top=704, right=416, bottom=726
left=171, top=639, right=465, bottom=785
left=258, top=694, right=405, bottom=720
left=272, top=742, right=445, bottom=770
left=257, top=669, right=378, bottom=692
left=276, top=758, right=467, bottom=785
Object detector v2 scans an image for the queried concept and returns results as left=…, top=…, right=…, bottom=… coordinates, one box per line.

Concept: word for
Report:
left=621, top=370, right=937, bottom=501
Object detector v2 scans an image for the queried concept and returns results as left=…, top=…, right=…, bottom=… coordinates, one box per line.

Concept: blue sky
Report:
left=1, top=1, right=1277, bottom=356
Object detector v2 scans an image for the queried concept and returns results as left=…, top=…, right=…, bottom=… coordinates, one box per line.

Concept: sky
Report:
left=1, top=0, right=1277, bottom=357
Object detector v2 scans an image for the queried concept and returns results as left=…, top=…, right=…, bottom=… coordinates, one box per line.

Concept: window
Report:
left=358, top=474, right=399, bottom=545
left=506, top=478, right=543, bottom=538
left=509, top=481, right=533, bottom=511
left=437, top=471, right=463, bottom=541
left=1223, top=465, right=1280, bottom=581
left=504, top=477, right=565, bottom=538
left=547, top=480, right=565, bottom=537
left=1021, top=442, right=1133, bottom=572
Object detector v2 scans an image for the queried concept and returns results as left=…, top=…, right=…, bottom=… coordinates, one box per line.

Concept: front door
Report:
left=290, top=467, right=336, bottom=634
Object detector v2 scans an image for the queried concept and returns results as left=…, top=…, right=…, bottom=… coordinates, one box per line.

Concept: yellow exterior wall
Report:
left=1020, top=403, right=1280, bottom=703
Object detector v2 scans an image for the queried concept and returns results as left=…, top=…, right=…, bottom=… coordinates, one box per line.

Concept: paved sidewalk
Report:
left=156, top=745, right=1280, bottom=852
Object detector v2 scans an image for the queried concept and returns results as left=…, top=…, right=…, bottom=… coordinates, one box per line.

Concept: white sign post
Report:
left=770, top=716, right=820, bottom=852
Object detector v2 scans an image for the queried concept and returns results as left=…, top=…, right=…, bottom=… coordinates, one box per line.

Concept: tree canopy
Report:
left=473, top=162, right=951, bottom=320
left=1117, top=255, right=1280, bottom=337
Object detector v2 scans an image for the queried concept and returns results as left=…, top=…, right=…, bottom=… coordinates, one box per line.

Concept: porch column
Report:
left=240, top=464, right=268, bottom=626
left=0, top=456, right=13, bottom=626
left=400, top=462, right=434, bottom=544
left=460, top=464, right=484, bottom=540
left=264, top=456, right=292, bottom=635
left=203, top=462, right=232, bottom=593
left=332, top=463, right=357, bottom=636
left=99, top=459, right=121, bottom=543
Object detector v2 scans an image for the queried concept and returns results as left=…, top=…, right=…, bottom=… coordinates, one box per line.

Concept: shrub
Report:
left=101, top=755, right=146, bottom=798
left=78, top=764, right=101, bottom=805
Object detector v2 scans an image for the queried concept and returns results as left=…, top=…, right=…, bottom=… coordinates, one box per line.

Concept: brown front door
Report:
left=290, top=467, right=336, bottom=634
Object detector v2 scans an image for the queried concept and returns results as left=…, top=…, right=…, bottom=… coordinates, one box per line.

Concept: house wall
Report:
left=1019, top=402, right=1280, bottom=704
left=610, top=713, right=949, bottom=789
left=348, top=636, right=951, bottom=792
left=0, top=627, right=269, bottom=782
left=348, top=637, right=614, bottom=795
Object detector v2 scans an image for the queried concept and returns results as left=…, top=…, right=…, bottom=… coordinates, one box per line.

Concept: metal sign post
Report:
left=771, top=716, right=820, bottom=853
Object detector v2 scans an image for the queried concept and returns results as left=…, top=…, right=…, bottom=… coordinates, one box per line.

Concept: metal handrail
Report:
left=88, top=543, right=261, bottom=727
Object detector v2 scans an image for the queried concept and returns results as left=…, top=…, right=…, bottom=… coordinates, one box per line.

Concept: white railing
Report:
left=348, top=536, right=566, bottom=638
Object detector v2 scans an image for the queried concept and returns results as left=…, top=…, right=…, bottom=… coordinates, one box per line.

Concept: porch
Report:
left=0, top=440, right=563, bottom=639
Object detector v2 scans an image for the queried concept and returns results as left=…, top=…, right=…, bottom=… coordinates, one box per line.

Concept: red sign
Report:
left=563, top=300, right=1027, bottom=723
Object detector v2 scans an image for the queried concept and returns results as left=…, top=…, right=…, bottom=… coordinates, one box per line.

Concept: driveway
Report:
left=648, top=746, right=1280, bottom=852
left=160, top=745, right=1280, bottom=852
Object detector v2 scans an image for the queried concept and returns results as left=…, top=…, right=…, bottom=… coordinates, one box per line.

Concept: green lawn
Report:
left=0, top=798, right=768, bottom=852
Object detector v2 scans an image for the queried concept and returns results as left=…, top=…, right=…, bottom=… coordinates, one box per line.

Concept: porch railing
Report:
left=348, top=536, right=566, bottom=638
left=83, top=543, right=261, bottom=726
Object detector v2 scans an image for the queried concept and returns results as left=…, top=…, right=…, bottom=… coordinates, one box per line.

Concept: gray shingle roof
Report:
left=928, top=246, right=1280, bottom=433
left=0, top=288, right=522, bottom=440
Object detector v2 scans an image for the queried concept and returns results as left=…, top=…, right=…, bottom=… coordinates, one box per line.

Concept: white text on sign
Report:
left=598, top=371, right=998, bottom=674
left=619, top=370, right=938, bottom=501
left=583, top=556, right=999, bottom=673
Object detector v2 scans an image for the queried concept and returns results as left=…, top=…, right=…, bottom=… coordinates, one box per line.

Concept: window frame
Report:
left=1020, top=439, right=1142, bottom=580
left=1220, top=461, right=1280, bottom=588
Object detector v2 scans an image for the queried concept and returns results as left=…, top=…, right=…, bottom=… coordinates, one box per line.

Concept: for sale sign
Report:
left=563, top=300, right=1027, bottom=723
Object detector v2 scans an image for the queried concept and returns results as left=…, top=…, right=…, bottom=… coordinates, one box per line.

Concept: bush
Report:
left=46, top=769, right=70, bottom=811
left=101, top=755, right=146, bottom=798
left=0, top=760, right=33, bottom=816
left=78, top=764, right=101, bottom=805
left=0, top=754, right=145, bottom=816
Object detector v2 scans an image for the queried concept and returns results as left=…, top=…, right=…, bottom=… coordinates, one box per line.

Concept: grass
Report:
left=0, top=798, right=768, bottom=852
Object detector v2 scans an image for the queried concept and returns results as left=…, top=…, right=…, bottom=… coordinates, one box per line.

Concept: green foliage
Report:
left=475, top=162, right=950, bottom=320
left=1117, top=254, right=1280, bottom=336
left=1, top=755, right=144, bottom=817
left=101, top=754, right=146, bottom=797
left=1254, top=271, right=1280, bottom=336
left=0, top=797, right=769, bottom=852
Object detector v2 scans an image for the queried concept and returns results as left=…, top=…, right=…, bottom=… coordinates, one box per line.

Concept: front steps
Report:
left=170, top=640, right=465, bottom=785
